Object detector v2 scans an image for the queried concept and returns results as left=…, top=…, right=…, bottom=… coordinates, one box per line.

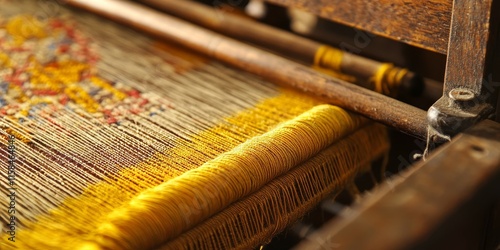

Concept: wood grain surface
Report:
left=443, top=0, right=499, bottom=95
left=264, top=0, right=452, bottom=54
left=67, top=0, right=429, bottom=139
left=295, top=119, right=500, bottom=250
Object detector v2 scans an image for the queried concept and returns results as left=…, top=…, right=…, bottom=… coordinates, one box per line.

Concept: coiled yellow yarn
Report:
left=79, top=105, right=364, bottom=250
left=372, top=63, right=408, bottom=97
left=0, top=2, right=391, bottom=249
left=160, top=123, right=389, bottom=250
left=314, top=45, right=409, bottom=96
left=12, top=90, right=324, bottom=250
left=313, top=46, right=356, bottom=82
left=314, top=45, right=344, bottom=72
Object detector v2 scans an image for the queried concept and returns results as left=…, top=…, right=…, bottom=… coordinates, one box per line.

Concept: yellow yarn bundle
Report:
left=0, top=2, right=390, bottom=250
left=79, top=105, right=364, bottom=249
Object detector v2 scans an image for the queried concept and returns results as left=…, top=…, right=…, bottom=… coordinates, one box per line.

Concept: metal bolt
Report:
left=448, top=88, right=476, bottom=102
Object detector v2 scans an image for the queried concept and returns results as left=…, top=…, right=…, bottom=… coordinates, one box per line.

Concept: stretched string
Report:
left=160, top=123, right=389, bottom=250
left=0, top=3, right=390, bottom=250
left=78, top=105, right=365, bottom=250
left=0, top=3, right=334, bottom=248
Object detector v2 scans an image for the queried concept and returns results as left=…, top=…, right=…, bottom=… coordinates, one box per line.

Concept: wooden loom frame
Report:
left=65, top=0, right=500, bottom=248
left=262, top=0, right=500, bottom=248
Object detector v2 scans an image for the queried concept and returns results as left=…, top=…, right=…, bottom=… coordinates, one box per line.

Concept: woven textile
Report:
left=0, top=1, right=389, bottom=249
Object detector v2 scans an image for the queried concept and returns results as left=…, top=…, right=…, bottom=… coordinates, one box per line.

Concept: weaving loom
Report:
left=0, top=1, right=389, bottom=249
left=1, top=0, right=500, bottom=249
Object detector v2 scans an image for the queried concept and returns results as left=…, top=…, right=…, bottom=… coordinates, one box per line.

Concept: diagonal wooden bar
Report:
left=139, top=0, right=428, bottom=98
left=295, top=119, right=500, bottom=250
left=65, top=0, right=428, bottom=140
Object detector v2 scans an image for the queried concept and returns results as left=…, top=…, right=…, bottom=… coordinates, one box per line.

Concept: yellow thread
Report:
left=388, top=66, right=408, bottom=97
left=4, top=127, right=31, bottom=143
left=313, top=45, right=344, bottom=72
left=6, top=15, right=46, bottom=44
left=373, top=63, right=391, bottom=94
left=161, top=124, right=389, bottom=250
left=0, top=52, right=13, bottom=67
left=2, top=116, right=33, bottom=143
left=0, top=9, right=386, bottom=249
left=79, top=105, right=364, bottom=249
left=18, top=97, right=54, bottom=117
left=14, top=90, right=324, bottom=249
left=371, top=63, right=409, bottom=96
left=64, top=85, right=100, bottom=113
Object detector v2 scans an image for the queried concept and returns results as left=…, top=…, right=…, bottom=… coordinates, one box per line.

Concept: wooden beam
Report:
left=443, top=0, right=499, bottom=95
left=264, top=0, right=452, bottom=54
left=139, top=0, right=427, bottom=98
left=66, top=0, right=429, bottom=140
left=427, top=0, right=500, bottom=143
left=295, top=119, right=500, bottom=250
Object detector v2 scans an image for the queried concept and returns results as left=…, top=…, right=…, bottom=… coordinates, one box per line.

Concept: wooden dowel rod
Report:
left=140, top=0, right=319, bottom=63
left=66, top=0, right=428, bottom=140
left=139, top=0, right=424, bottom=97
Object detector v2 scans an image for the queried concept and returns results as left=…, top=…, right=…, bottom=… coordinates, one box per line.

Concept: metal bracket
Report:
left=427, top=88, right=494, bottom=147
left=424, top=0, right=500, bottom=154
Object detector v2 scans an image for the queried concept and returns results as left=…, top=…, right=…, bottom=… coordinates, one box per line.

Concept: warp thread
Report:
left=160, top=123, right=389, bottom=250
left=10, top=90, right=327, bottom=250
left=79, top=105, right=365, bottom=250
left=0, top=2, right=390, bottom=250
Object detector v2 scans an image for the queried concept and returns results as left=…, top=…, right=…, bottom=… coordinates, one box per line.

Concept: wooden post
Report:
left=295, top=120, right=500, bottom=249
left=427, top=0, right=500, bottom=144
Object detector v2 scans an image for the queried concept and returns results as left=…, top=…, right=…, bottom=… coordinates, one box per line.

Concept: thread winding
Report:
left=160, top=123, right=389, bottom=250
left=0, top=2, right=390, bottom=250
left=79, top=105, right=364, bottom=249
left=372, top=63, right=408, bottom=96
left=314, top=45, right=344, bottom=72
